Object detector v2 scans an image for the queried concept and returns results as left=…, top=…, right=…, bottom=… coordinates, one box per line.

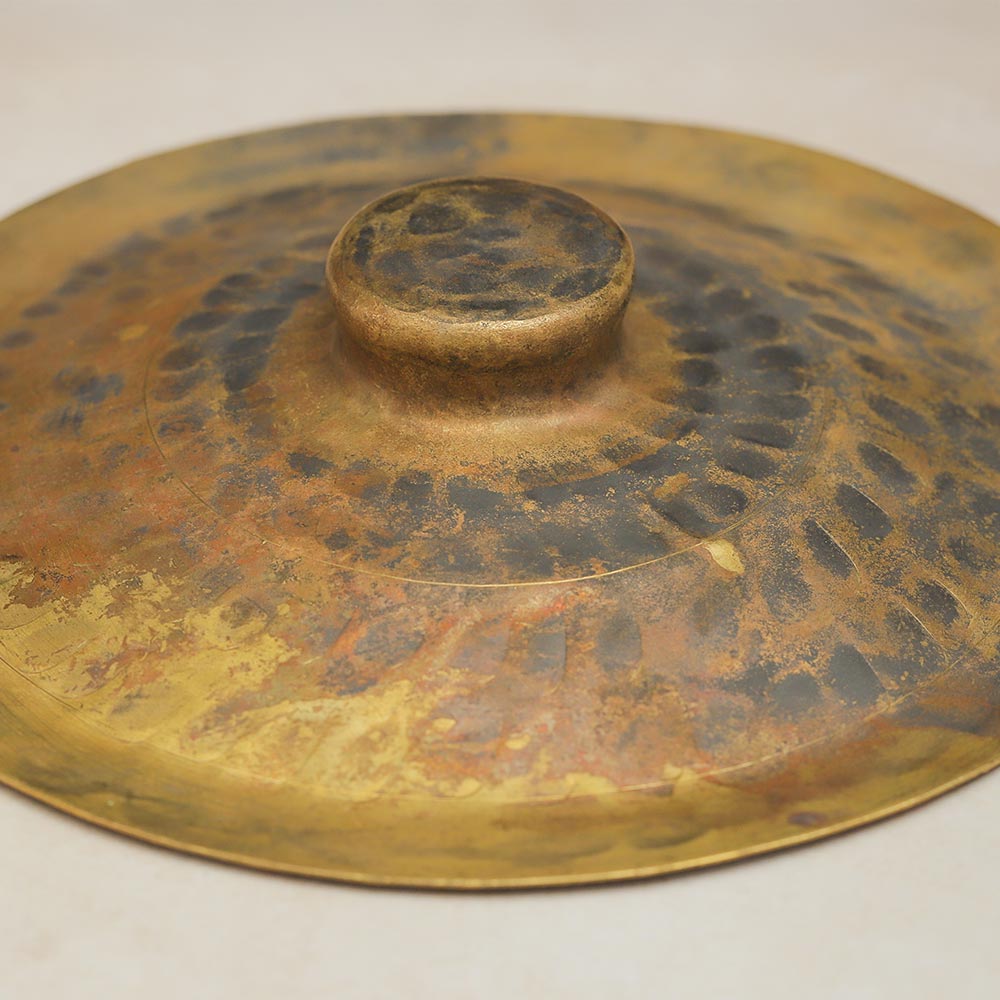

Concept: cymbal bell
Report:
left=0, top=113, right=998, bottom=887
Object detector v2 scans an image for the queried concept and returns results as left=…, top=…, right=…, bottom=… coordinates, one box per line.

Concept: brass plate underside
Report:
left=0, top=114, right=998, bottom=887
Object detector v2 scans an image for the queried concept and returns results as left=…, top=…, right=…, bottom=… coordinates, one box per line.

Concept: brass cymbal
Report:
left=0, top=113, right=998, bottom=888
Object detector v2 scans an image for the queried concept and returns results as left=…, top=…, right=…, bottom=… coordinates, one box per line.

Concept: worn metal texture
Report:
left=0, top=113, right=998, bottom=888
left=326, top=176, right=635, bottom=405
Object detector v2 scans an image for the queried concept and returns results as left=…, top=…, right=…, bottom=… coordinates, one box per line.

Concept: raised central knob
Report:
left=326, top=177, right=635, bottom=407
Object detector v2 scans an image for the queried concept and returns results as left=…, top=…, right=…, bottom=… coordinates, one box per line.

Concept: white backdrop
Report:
left=1, top=2, right=998, bottom=998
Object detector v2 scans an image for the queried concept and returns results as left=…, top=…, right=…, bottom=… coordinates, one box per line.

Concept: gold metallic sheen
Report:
left=0, top=113, right=998, bottom=888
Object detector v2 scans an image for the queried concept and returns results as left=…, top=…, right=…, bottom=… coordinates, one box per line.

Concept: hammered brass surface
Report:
left=0, top=114, right=998, bottom=888
left=326, top=177, right=635, bottom=406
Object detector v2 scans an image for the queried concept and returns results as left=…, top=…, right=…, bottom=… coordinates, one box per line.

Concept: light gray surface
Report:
left=1, top=2, right=998, bottom=997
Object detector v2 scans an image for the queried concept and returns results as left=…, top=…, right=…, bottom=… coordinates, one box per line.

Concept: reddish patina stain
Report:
left=0, top=114, right=998, bottom=886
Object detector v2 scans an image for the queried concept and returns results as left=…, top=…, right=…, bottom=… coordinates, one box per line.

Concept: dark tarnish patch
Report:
left=679, top=358, right=720, bottom=387
left=841, top=269, right=897, bottom=296
left=524, top=621, right=567, bottom=678
left=751, top=344, right=806, bottom=371
left=857, top=442, right=918, bottom=494
left=166, top=272, right=305, bottom=402
left=1, top=329, right=34, bottom=349
left=158, top=409, right=207, bottom=436
left=743, top=364, right=806, bottom=394
left=354, top=620, right=425, bottom=664
left=743, top=313, right=782, bottom=340
left=980, top=404, right=1000, bottom=427
left=22, top=300, right=60, bottom=318
left=902, top=309, right=950, bottom=337
left=674, top=329, right=729, bottom=354
left=720, top=446, right=779, bottom=480
left=390, top=473, right=435, bottom=516
left=938, top=348, right=980, bottom=372
left=871, top=605, right=944, bottom=683
left=151, top=368, right=204, bottom=403
left=788, top=811, right=827, bottom=827
left=697, top=482, right=749, bottom=517
left=222, top=335, right=272, bottom=393
left=159, top=344, right=204, bottom=371
left=44, top=366, right=125, bottom=433
left=174, top=311, right=230, bottom=336
left=406, top=201, right=466, bottom=235
left=866, top=393, right=930, bottom=438
left=853, top=353, right=894, bottom=381
left=835, top=484, right=893, bottom=540
left=742, top=393, right=811, bottom=420
left=679, top=389, right=714, bottom=414
left=240, top=307, right=291, bottom=334
left=894, top=695, right=995, bottom=736
left=968, top=434, right=1000, bottom=474
left=323, top=529, right=351, bottom=551
left=721, top=661, right=773, bottom=702
left=651, top=497, right=718, bottom=538
left=969, top=487, right=1000, bottom=527
left=810, top=313, right=876, bottom=343
left=288, top=452, right=334, bottom=478
left=827, top=644, right=883, bottom=705
left=787, top=279, right=839, bottom=299
left=704, top=287, right=754, bottom=317
left=730, top=421, right=795, bottom=450
left=351, top=225, right=375, bottom=267
left=914, top=580, right=961, bottom=626
left=935, top=399, right=979, bottom=434
left=595, top=611, right=642, bottom=673
left=803, top=519, right=855, bottom=578
left=947, top=535, right=993, bottom=572
left=55, top=367, right=125, bottom=406
left=759, top=543, right=813, bottom=621
left=446, top=478, right=505, bottom=514
left=771, top=672, right=822, bottom=715
left=690, top=579, right=742, bottom=643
